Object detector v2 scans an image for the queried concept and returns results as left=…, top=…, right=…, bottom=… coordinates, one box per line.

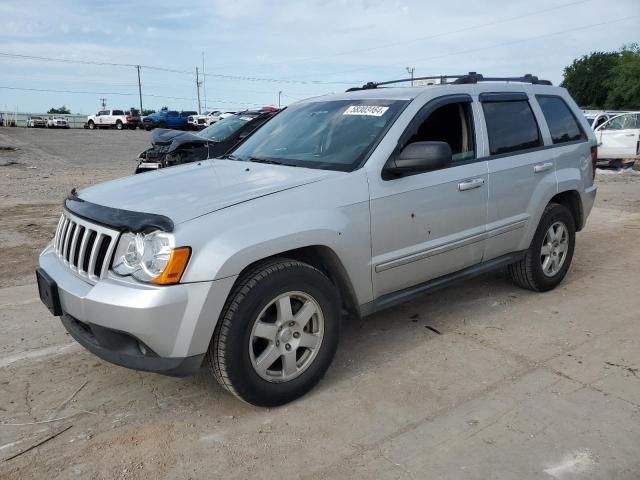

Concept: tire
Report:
left=88, top=121, right=95, bottom=130
left=115, top=120, right=123, bottom=131
left=208, top=258, right=340, bottom=406
left=508, top=203, right=576, bottom=292
left=158, top=121, right=167, bottom=129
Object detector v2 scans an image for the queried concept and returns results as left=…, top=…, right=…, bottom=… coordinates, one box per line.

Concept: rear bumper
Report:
left=581, top=185, right=598, bottom=226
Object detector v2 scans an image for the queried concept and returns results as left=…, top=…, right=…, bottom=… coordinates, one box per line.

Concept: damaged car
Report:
left=135, top=109, right=278, bottom=173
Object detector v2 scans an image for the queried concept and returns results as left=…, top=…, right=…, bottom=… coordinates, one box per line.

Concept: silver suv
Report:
left=37, top=73, right=598, bottom=406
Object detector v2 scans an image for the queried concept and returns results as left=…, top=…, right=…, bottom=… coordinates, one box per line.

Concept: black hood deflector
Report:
left=65, top=189, right=174, bottom=233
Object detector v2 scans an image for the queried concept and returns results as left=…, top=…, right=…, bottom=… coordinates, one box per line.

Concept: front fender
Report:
left=175, top=171, right=373, bottom=305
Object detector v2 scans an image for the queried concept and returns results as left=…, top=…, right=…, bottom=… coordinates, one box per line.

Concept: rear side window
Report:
left=537, top=96, right=585, bottom=144
left=482, top=100, right=541, bottom=155
left=112, top=110, right=124, bottom=116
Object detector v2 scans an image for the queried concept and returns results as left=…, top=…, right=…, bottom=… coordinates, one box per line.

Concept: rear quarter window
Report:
left=482, top=100, right=541, bottom=155
left=536, top=96, right=585, bottom=144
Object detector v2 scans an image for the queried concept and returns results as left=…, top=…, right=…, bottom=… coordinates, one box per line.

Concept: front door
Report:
left=597, top=113, right=640, bottom=159
left=368, top=95, right=488, bottom=297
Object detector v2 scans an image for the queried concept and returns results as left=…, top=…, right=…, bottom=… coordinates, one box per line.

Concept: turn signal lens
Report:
left=151, top=247, right=191, bottom=285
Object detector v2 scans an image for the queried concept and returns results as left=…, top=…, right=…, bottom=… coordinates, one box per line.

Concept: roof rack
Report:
left=345, top=72, right=552, bottom=92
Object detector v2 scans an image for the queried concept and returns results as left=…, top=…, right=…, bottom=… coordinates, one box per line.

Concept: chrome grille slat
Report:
left=87, top=233, right=104, bottom=281
left=76, top=228, right=90, bottom=273
left=52, top=212, right=119, bottom=283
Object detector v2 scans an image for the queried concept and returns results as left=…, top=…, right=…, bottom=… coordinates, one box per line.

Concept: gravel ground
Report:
left=0, top=127, right=639, bottom=479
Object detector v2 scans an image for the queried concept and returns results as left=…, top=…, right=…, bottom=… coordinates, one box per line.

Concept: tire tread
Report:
left=207, top=258, right=327, bottom=402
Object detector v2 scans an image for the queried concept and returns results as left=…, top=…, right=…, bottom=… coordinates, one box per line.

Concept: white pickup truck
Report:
left=86, top=110, right=137, bottom=130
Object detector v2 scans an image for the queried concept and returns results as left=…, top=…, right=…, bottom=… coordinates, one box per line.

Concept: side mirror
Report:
left=385, top=141, right=452, bottom=177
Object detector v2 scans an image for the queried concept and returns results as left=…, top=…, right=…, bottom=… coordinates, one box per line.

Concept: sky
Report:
left=0, top=0, right=638, bottom=114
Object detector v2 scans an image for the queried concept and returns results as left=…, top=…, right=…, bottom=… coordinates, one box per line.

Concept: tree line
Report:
left=562, top=44, right=640, bottom=110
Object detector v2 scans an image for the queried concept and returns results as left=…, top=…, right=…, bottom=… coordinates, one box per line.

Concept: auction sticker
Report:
left=343, top=105, right=389, bottom=116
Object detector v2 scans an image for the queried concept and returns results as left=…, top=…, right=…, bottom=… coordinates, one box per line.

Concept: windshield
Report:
left=229, top=99, right=408, bottom=171
left=198, top=114, right=254, bottom=142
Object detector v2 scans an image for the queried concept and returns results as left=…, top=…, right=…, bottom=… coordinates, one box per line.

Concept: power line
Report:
left=238, top=0, right=592, bottom=70
left=321, top=14, right=640, bottom=78
left=0, top=51, right=361, bottom=85
left=0, top=85, right=266, bottom=105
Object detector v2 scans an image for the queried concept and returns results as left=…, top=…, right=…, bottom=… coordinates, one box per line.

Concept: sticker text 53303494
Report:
left=343, top=105, right=390, bottom=117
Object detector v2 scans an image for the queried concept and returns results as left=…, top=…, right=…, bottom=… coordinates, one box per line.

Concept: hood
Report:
left=75, top=159, right=343, bottom=225
left=150, top=128, right=205, bottom=148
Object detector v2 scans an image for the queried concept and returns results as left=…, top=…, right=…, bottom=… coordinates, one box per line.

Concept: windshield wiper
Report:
left=219, top=153, right=239, bottom=160
left=249, top=157, right=297, bottom=167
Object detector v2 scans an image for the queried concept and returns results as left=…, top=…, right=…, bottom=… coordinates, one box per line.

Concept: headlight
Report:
left=112, top=231, right=191, bottom=284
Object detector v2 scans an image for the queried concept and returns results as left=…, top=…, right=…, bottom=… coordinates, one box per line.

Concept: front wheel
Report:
left=508, top=203, right=575, bottom=292
left=88, top=121, right=95, bottom=130
left=208, top=259, right=340, bottom=406
left=115, top=120, right=123, bottom=130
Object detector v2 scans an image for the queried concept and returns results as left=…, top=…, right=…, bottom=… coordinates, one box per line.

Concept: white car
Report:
left=47, top=117, right=70, bottom=129
left=187, top=114, right=209, bottom=130
left=207, top=111, right=233, bottom=126
left=27, top=116, right=48, bottom=128
left=594, top=112, right=640, bottom=167
left=86, top=110, right=133, bottom=130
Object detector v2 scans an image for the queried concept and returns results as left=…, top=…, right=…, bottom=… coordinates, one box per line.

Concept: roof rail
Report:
left=345, top=72, right=552, bottom=92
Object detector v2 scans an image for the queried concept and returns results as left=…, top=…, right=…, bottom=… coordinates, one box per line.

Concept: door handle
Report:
left=534, top=162, right=553, bottom=173
left=624, top=134, right=635, bottom=137
left=458, top=178, right=485, bottom=191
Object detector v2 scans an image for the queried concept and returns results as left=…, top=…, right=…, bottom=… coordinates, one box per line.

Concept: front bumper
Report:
left=61, top=314, right=203, bottom=376
left=38, top=243, right=237, bottom=375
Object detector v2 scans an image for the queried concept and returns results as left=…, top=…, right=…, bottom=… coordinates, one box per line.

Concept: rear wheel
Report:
left=208, top=259, right=340, bottom=406
left=508, top=203, right=575, bottom=292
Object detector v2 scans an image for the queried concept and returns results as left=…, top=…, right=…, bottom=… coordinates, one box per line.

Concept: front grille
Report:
left=53, top=211, right=119, bottom=282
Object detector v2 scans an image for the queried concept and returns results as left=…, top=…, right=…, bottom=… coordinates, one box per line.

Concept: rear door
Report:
left=596, top=113, right=640, bottom=159
left=482, top=92, right=557, bottom=260
left=369, top=94, right=489, bottom=297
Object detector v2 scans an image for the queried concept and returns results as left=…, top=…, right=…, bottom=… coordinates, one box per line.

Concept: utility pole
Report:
left=278, top=91, right=282, bottom=108
left=99, top=98, right=107, bottom=109
left=195, top=66, right=202, bottom=114
left=406, top=67, right=415, bottom=86
left=202, top=52, right=207, bottom=112
left=136, top=65, right=143, bottom=114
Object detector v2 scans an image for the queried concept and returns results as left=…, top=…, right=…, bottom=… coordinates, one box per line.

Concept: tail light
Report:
left=590, top=145, right=598, bottom=179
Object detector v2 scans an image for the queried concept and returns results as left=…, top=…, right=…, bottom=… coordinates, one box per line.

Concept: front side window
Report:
left=230, top=100, right=408, bottom=171
left=605, top=114, right=640, bottom=130
left=404, top=102, right=475, bottom=162
left=537, top=96, right=585, bottom=144
left=482, top=100, right=541, bottom=155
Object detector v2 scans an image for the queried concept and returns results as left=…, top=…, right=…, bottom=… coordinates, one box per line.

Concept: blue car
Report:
left=142, top=110, right=197, bottom=131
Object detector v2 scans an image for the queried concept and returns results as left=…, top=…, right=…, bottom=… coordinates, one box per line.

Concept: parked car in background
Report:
left=584, top=111, right=611, bottom=130
left=37, top=73, right=597, bottom=406
left=186, top=114, right=209, bottom=131
left=594, top=112, right=640, bottom=168
left=27, top=116, right=48, bottom=128
left=86, top=110, right=136, bottom=130
left=142, top=111, right=198, bottom=131
left=136, top=109, right=278, bottom=173
left=47, top=116, right=70, bottom=129
left=125, top=111, right=141, bottom=130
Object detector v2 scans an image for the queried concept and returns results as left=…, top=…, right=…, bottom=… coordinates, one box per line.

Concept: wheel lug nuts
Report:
left=289, top=321, right=295, bottom=327
left=276, top=341, right=280, bottom=347
left=285, top=344, right=291, bottom=351
left=293, top=332, right=300, bottom=338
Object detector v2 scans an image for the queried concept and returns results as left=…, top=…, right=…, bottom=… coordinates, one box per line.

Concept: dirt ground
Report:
left=1, top=127, right=639, bottom=479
